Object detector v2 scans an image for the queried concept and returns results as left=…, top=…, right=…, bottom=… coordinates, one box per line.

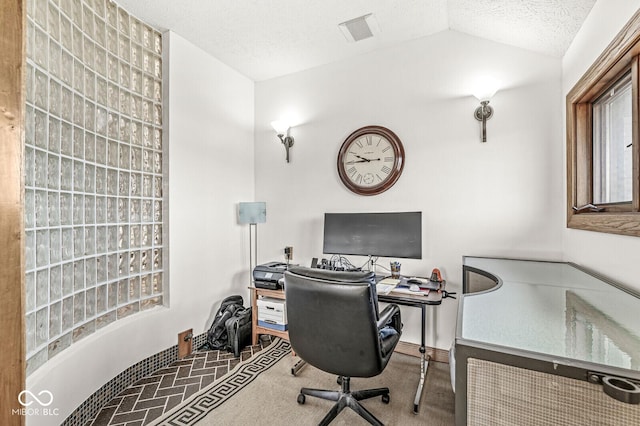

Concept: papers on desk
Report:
left=405, top=277, right=441, bottom=290
left=391, top=287, right=430, bottom=296
left=376, top=277, right=400, bottom=295
left=377, top=276, right=439, bottom=296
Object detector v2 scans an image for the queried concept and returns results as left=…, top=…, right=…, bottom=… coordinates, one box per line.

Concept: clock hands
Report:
left=349, top=154, right=381, bottom=164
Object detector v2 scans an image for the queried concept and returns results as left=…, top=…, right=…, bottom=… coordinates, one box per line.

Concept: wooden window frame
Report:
left=567, top=10, right=640, bottom=236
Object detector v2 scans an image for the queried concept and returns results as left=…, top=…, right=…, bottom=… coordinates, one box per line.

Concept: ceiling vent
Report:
left=338, top=13, right=380, bottom=42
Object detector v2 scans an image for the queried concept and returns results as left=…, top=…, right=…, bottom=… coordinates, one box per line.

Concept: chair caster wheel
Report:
left=297, top=394, right=305, bottom=404
left=382, top=394, right=390, bottom=404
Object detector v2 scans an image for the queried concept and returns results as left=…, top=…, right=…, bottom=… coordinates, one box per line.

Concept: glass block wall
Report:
left=24, top=0, right=165, bottom=374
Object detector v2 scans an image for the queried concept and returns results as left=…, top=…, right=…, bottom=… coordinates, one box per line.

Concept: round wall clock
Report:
left=337, top=125, right=405, bottom=196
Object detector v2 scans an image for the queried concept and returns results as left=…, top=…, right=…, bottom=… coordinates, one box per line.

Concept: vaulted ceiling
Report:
left=116, top=0, right=597, bottom=81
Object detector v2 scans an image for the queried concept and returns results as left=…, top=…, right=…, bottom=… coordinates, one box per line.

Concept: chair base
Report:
left=298, top=376, right=389, bottom=426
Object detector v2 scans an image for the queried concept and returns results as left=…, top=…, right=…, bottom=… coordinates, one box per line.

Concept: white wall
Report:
left=562, top=0, right=640, bottom=293
left=254, top=30, right=564, bottom=350
left=26, top=31, right=255, bottom=425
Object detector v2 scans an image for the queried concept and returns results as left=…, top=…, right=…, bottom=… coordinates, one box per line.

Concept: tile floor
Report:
left=90, top=338, right=272, bottom=426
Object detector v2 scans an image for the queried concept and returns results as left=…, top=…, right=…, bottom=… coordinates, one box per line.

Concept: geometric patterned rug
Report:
left=149, top=338, right=291, bottom=425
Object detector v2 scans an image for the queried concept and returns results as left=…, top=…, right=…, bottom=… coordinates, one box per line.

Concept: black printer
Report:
left=253, top=262, right=288, bottom=290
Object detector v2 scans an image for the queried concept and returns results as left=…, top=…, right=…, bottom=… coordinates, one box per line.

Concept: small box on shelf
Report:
left=257, top=297, right=287, bottom=331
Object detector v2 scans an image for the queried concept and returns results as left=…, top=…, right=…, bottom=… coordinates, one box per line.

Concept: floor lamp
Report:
left=238, top=202, right=266, bottom=286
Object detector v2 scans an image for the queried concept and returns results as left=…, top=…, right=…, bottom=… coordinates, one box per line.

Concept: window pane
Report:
left=593, top=74, right=633, bottom=204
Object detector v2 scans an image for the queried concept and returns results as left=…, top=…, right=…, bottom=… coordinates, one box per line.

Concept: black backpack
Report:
left=204, top=295, right=252, bottom=356
left=225, top=306, right=252, bottom=357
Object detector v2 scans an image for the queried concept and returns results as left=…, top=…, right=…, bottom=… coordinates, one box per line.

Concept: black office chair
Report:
left=284, top=266, right=402, bottom=426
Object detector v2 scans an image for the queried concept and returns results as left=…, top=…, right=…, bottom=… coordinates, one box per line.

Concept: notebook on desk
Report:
left=376, top=277, right=400, bottom=295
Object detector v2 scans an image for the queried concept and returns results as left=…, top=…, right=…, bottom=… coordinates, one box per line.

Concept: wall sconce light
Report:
left=472, top=84, right=498, bottom=143
left=271, top=120, right=295, bottom=162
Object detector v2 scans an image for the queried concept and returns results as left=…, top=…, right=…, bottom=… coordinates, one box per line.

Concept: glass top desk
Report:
left=456, top=257, right=640, bottom=425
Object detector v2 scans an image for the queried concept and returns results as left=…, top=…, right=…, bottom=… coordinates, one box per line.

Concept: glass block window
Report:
left=25, top=0, right=165, bottom=374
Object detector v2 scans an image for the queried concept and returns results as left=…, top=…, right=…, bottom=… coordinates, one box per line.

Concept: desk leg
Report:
left=413, top=304, right=429, bottom=414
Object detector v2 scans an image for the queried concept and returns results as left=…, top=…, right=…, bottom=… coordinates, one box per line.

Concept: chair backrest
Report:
left=284, top=266, right=384, bottom=378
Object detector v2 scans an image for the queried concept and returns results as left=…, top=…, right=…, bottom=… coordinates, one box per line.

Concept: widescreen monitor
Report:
left=323, top=212, right=422, bottom=259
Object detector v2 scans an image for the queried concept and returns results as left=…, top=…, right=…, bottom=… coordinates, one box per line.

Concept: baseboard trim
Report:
left=395, top=341, right=449, bottom=363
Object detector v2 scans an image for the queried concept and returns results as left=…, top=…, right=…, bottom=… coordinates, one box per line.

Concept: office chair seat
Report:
left=285, top=266, right=402, bottom=425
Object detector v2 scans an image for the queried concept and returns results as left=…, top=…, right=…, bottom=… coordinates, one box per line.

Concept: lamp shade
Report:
left=270, top=120, right=289, bottom=135
left=238, top=202, right=266, bottom=224
left=472, top=77, right=500, bottom=102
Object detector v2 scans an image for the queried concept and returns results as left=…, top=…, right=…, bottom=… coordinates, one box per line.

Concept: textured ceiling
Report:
left=115, top=0, right=596, bottom=81
left=448, top=0, right=596, bottom=57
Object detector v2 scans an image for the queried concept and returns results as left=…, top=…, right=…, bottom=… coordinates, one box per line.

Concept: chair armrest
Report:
left=377, top=304, right=401, bottom=332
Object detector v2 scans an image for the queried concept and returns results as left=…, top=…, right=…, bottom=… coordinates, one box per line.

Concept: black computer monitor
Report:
left=322, top=212, right=422, bottom=259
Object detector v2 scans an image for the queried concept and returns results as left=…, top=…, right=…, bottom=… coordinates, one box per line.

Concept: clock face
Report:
left=337, top=126, right=404, bottom=196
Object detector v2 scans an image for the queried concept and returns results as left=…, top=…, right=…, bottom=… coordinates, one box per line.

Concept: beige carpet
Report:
left=151, top=338, right=455, bottom=425
left=197, top=349, right=454, bottom=425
